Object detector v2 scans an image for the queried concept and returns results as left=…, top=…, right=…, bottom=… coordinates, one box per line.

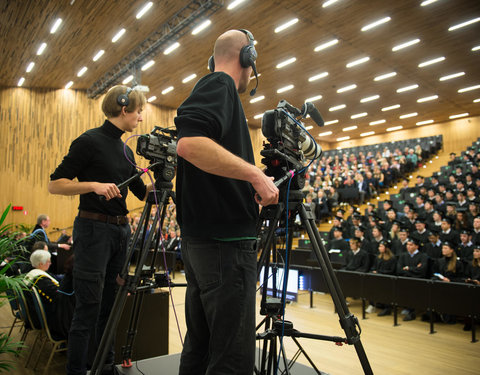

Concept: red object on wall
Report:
left=12, top=206, right=23, bottom=211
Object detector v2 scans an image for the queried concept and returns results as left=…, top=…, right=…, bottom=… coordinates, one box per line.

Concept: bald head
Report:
left=213, top=30, right=249, bottom=67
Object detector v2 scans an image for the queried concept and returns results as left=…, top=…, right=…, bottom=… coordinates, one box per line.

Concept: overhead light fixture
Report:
left=474, top=98, right=480, bottom=103
left=374, top=72, right=397, bottom=81
left=319, top=131, right=333, bottom=137
left=276, top=57, right=296, bottom=69
left=112, top=28, right=126, bottom=43
left=305, top=125, right=314, bottom=130
left=399, top=112, right=418, bottom=119
left=416, top=119, right=434, bottom=125
left=382, top=104, right=400, bottom=111
left=361, top=17, right=391, bottom=32
left=277, top=84, right=294, bottom=93
left=322, top=0, right=340, bottom=7
left=147, top=95, right=157, bottom=103
left=250, top=95, right=265, bottom=103
left=449, top=113, right=469, bottom=119
left=227, top=0, right=246, bottom=10
left=192, top=19, right=212, bottom=35
left=17, top=77, right=25, bottom=87
left=182, top=73, right=197, bottom=83
left=337, top=84, right=357, bottom=93
left=37, top=42, right=47, bottom=55
left=458, top=85, right=480, bottom=93
left=360, top=95, right=379, bottom=103
left=351, top=112, right=367, bottom=119
left=472, top=45, right=480, bottom=52
left=346, top=56, right=370, bottom=68
left=162, top=86, right=174, bottom=95
left=314, top=39, right=338, bottom=52
left=337, top=136, right=350, bottom=141
left=141, top=60, right=155, bottom=71
left=275, top=18, right=299, bottom=33
left=164, top=42, right=180, bottom=55
left=309, top=72, right=328, bottom=82
left=439, top=72, right=465, bottom=81
left=421, top=0, right=439, bottom=6
left=387, top=126, right=403, bottom=132
left=369, top=119, right=386, bottom=125
left=361, top=131, right=375, bottom=137
left=417, top=95, right=439, bottom=102
left=324, top=120, right=338, bottom=125
left=397, top=84, right=418, bottom=93
left=305, top=95, right=322, bottom=102
left=448, top=17, right=480, bottom=31
left=418, top=56, right=445, bottom=68
left=329, top=104, right=346, bottom=111
left=136, top=2, right=153, bottom=19
left=65, top=81, right=74, bottom=89
left=26, top=62, right=35, bottom=73
left=254, top=113, right=264, bottom=119
left=392, top=38, right=420, bottom=52
left=77, top=67, right=88, bottom=77
left=122, top=75, right=133, bottom=84
left=50, top=18, right=62, bottom=34
left=93, top=50, right=105, bottom=61
left=343, top=126, right=358, bottom=131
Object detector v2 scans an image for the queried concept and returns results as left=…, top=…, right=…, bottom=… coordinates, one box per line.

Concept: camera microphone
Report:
left=301, top=102, right=324, bottom=127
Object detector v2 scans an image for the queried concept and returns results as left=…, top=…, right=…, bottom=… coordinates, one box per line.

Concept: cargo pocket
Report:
left=73, top=268, right=103, bottom=305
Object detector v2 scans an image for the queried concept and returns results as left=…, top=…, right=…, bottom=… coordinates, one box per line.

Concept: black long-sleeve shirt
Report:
left=396, top=251, right=429, bottom=278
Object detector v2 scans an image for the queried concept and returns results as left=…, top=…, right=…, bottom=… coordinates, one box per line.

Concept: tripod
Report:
left=89, top=179, right=185, bottom=375
left=256, top=189, right=373, bottom=375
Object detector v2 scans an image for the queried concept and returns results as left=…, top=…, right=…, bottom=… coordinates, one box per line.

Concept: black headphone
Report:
left=117, top=87, right=133, bottom=107
left=208, top=29, right=259, bottom=96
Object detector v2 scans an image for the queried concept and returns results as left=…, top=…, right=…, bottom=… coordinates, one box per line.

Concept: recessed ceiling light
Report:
left=346, top=56, right=370, bottom=68
left=17, top=77, right=25, bottom=87
left=308, top=72, right=329, bottom=81
left=182, top=73, right=197, bottom=83
left=322, top=0, right=340, bottom=7
left=122, top=75, right=133, bottom=84
left=382, top=104, right=400, bottom=111
left=361, top=17, right=391, bottom=32
left=314, top=39, right=338, bottom=52
left=324, top=120, right=338, bottom=125
left=147, top=95, right=157, bottom=103
left=361, top=131, right=375, bottom=137
left=112, top=28, right=126, bottom=43
left=319, top=131, right=333, bottom=136
left=164, top=42, right=180, bottom=55
left=416, top=119, right=434, bottom=125
left=397, top=84, right=419, bottom=93
left=421, top=0, right=439, bottom=6
left=50, top=18, right=62, bottom=34
left=399, top=112, right=418, bottom=119
left=351, top=112, right=367, bottom=119
left=472, top=45, right=480, bottom=52
left=337, top=84, right=357, bottom=93
left=343, top=126, right=358, bottom=131
left=37, top=42, right=47, bottom=55
left=448, top=17, right=480, bottom=31
left=474, top=98, right=480, bottom=103
left=305, top=125, right=314, bottom=130
left=276, top=57, right=296, bottom=69
left=162, top=86, right=174, bottom=95
left=65, top=81, right=74, bottom=89
left=275, top=18, right=299, bottom=33
left=254, top=113, right=264, bottom=119
left=360, top=95, right=379, bottom=103
left=192, top=19, right=212, bottom=35
left=387, top=126, right=403, bottom=132
left=250, top=95, right=265, bottom=103
left=374, top=72, right=397, bottom=81
left=136, top=2, right=153, bottom=19
left=26, top=62, right=35, bottom=73
left=369, top=119, right=386, bottom=125
left=458, top=85, right=480, bottom=93
left=227, top=0, right=246, bottom=10
left=439, top=72, right=465, bottom=81
left=329, top=104, right=346, bottom=111
left=417, top=95, right=439, bottom=102
left=392, top=38, right=420, bottom=52
left=77, top=67, right=88, bottom=77
left=93, top=50, right=105, bottom=61
left=141, top=60, right=155, bottom=71
left=337, top=136, right=350, bottom=141
left=305, top=95, right=322, bottom=102
left=418, top=56, right=445, bottom=68
left=449, top=113, right=469, bottom=119
left=277, top=84, right=294, bottom=93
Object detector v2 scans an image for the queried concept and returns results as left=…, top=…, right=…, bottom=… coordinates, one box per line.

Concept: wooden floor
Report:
left=2, top=272, right=479, bottom=375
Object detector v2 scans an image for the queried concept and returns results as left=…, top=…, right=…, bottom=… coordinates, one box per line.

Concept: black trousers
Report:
left=179, top=238, right=257, bottom=375
left=66, top=216, right=130, bottom=375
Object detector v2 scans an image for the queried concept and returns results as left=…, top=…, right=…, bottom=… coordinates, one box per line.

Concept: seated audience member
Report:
left=327, top=227, right=349, bottom=254
left=304, top=193, right=316, bottom=222
left=433, top=242, right=465, bottom=283
left=371, top=240, right=397, bottom=275
left=370, top=226, right=385, bottom=255
left=424, top=230, right=443, bottom=259
left=355, top=226, right=373, bottom=254
left=440, top=217, right=459, bottom=246
left=314, top=189, right=329, bottom=222
left=328, top=217, right=344, bottom=240
left=455, top=210, right=471, bottom=231
left=457, top=230, right=474, bottom=263
left=165, top=229, right=181, bottom=252
left=429, top=210, right=444, bottom=232
left=28, top=214, right=71, bottom=253
left=465, top=246, right=480, bottom=285
left=392, top=227, right=409, bottom=256
left=343, top=237, right=370, bottom=273
left=410, top=218, right=429, bottom=251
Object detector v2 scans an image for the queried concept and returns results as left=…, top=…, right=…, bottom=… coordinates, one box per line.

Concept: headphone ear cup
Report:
left=117, top=94, right=129, bottom=107
left=208, top=55, right=215, bottom=72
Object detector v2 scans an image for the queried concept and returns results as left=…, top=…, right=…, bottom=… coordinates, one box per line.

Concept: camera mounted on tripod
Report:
left=261, top=100, right=323, bottom=191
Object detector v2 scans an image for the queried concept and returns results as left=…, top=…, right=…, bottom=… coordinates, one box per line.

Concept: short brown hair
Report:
left=102, top=85, right=146, bottom=118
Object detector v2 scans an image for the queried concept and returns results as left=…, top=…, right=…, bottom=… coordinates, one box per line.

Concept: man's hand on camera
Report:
left=93, top=182, right=122, bottom=200
left=252, top=172, right=279, bottom=206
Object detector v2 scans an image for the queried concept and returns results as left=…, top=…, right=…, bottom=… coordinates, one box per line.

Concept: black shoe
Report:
left=377, top=308, right=392, bottom=317
left=403, top=312, right=416, bottom=321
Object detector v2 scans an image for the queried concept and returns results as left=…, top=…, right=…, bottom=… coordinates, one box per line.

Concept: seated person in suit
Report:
left=343, top=237, right=370, bottom=273
left=465, top=246, right=480, bottom=285
left=433, top=242, right=465, bottom=283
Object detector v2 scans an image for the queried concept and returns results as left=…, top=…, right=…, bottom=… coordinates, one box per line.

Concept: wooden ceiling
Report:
left=1, top=0, right=480, bottom=143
